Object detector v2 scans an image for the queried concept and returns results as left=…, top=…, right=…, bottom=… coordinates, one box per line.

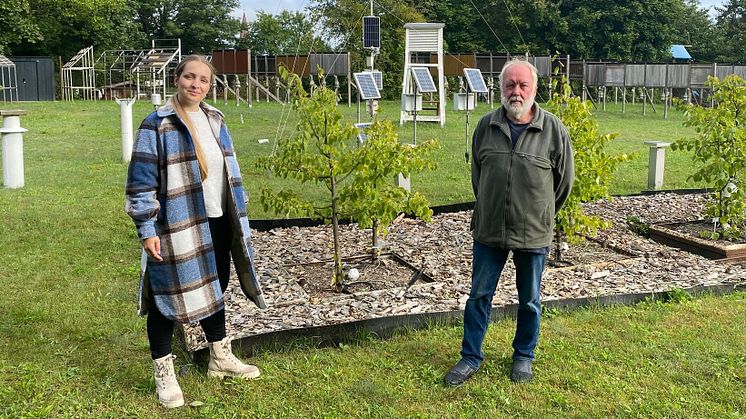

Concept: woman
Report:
left=125, top=55, right=266, bottom=408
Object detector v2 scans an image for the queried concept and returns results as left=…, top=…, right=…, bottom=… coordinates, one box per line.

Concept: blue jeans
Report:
left=460, top=241, right=546, bottom=368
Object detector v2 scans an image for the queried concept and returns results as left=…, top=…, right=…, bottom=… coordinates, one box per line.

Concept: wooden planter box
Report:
left=649, top=221, right=746, bottom=261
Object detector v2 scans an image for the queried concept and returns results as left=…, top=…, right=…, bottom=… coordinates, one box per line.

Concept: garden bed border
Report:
left=650, top=222, right=746, bottom=261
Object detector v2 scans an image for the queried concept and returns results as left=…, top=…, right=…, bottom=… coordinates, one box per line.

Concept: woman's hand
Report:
left=143, top=236, right=163, bottom=262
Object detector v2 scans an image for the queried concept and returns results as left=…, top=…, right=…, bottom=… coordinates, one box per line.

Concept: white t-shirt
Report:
left=187, top=110, right=227, bottom=217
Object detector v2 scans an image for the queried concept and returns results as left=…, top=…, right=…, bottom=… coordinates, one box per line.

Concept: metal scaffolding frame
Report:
left=132, top=39, right=181, bottom=100
left=0, top=55, right=19, bottom=102
left=61, top=46, right=97, bottom=101
left=95, top=49, right=147, bottom=99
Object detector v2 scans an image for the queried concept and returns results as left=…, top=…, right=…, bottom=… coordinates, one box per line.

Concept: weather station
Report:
left=352, top=71, right=380, bottom=145
left=403, top=66, right=438, bottom=146
left=353, top=4, right=383, bottom=147
left=396, top=66, right=437, bottom=191
left=455, top=68, right=489, bottom=163
left=356, top=6, right=381, bottom=122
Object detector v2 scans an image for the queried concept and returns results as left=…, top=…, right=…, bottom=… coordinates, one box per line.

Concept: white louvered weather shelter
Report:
left=400, top=23, right=445, bottom=126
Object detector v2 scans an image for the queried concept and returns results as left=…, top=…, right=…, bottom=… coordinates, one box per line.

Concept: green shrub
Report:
left=545, top=78, right=631, bottom=262
left=672, top=75, right=746, bottom=241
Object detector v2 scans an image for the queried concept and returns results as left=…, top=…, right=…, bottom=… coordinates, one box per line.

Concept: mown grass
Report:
left=0, top=99, right=703, bottom=220
left=1, top=290, right=744, bottom=417
left=0, top=99, right=736, bottom=417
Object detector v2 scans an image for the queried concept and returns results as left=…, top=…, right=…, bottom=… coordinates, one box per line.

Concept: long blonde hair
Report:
left=171, top=55, right=216, bottom=180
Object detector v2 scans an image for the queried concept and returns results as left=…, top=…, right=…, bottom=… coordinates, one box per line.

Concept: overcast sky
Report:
left=235, top=0, right=728, bottom=20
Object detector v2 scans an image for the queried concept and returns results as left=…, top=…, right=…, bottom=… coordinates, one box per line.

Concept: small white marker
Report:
left=348, top=268, right=360, bottom=280
left=258, top=138, right=269, bottom=144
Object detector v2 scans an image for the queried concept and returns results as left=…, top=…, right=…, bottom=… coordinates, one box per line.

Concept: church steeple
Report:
left=240, top=11, right=249, bottom=39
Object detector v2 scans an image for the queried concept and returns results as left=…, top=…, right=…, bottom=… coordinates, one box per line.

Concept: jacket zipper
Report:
left=504, top=125, right=530, bottom=247
left=502, top=123, right=515, bottom=246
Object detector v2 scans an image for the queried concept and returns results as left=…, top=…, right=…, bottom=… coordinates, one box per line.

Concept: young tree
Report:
left=672, top=75, right=746, bottom=240
left=258, top=68, right=438, bottom=288
left=545, top=78, right=630, bottom=263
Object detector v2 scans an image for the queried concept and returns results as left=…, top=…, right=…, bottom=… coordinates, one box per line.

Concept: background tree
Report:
left=713, top=0, right=746, bottom=62
left=132, top=0, right=240, bottom=54
left=0, top=1, right=42, bottom=55
left=670, top=0, right=719, bottom=62
left=406, top=0, right=716, bottom=61
left=6, top=0, right=140, bottom=58
left=554, top=0, right=680, bottom=61
left=236, top=11, right=330, bottom=54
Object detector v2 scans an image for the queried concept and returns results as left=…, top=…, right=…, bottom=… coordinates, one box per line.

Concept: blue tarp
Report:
left=671, top=44, right=692, bottom=60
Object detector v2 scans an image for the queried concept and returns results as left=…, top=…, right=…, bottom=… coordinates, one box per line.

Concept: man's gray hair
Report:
left=499, top=59, right=539, bottom=90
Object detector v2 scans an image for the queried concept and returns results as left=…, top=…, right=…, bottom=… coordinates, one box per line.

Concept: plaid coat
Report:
left=125, top=99, right=266, bottom=323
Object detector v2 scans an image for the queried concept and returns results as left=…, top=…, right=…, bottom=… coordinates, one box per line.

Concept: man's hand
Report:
left=143, top=236, right=163, bottom=262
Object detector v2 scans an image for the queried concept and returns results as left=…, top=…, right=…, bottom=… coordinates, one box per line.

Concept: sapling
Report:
left=258, top=67, right=438, bottom=289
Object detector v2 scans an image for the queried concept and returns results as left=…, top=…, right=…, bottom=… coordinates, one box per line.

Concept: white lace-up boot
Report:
left=207, top=337, right=261, bottom=379
left=152, top=354, right=184, bottom=408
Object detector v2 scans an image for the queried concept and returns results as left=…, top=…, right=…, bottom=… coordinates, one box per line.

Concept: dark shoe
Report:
left=444, top=359, right=479, bottom=386
left=510, top=359, right=533, bottom=383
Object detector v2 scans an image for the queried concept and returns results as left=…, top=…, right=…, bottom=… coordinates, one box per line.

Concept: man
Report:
left=444, top=59, right=574, bottom=386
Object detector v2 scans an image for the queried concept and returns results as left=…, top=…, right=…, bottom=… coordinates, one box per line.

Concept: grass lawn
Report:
left=0, top=99, right=736, bottom=417
left=0, top=99, right=704, bottom=219
left=1, top=288, right=744, bottom=417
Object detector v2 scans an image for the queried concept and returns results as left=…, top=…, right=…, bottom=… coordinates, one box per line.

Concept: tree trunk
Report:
left=330, top=174, right=343, bottom=291
left=553, top=227, right=563, bottom=264
left=371, top=219, right=379, bottom=259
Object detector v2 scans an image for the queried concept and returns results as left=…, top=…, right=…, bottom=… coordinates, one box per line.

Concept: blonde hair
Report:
left=173, top=55, right=217, bottom=86
left=172, top=55, right=217, bottom=180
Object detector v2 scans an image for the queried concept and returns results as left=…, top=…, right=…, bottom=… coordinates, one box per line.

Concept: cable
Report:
left=271, top=7, right=369, bottom=156
left=372, top=0, right=473, bottom=69
left=467, top=0, right=510, bottom=53
left=500, top=0, right=528, bottom=54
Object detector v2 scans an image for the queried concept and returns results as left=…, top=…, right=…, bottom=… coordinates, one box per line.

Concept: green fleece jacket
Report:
left=471, top=104, right=574, bottom=249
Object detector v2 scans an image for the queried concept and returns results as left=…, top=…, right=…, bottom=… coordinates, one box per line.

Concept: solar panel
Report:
left=353, top=72, right=381, bottom=100
left=363, top=16, right=380, bottom=49
left=411, top=67, right=437, bottom=93
left=364, top=70, right=383, bottom=90
left=354, top=122, right=372, bottom=144
left=463, top=68, right=488, bottom=93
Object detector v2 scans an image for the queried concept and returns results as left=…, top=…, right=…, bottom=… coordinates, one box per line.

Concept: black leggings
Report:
left=147, top=215, right=233, bottom=359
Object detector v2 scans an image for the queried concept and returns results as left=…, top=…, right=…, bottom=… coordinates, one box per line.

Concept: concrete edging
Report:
left=247, top=189, right=710, bottom=232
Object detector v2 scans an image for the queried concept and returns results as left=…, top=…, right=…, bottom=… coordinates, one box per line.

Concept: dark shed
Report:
left=9, top=57, right=56, bottom=101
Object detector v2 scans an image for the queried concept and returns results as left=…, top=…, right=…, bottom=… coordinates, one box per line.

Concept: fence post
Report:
left=1, top=110, right=28, bottom=189
left=115, top=98, right=137, bottom=163
left=644, top=141, right=671, bottom=190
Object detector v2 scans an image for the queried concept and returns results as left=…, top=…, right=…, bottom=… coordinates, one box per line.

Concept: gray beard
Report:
left=501, top=95, right=534, bottom=120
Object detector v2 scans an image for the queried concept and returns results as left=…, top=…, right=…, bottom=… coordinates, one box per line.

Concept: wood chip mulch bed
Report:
left=182, top=192, right=746, bottom=350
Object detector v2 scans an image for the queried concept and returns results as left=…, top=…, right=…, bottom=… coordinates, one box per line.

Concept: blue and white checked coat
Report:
left=125, top=99, right=266, bottom=323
